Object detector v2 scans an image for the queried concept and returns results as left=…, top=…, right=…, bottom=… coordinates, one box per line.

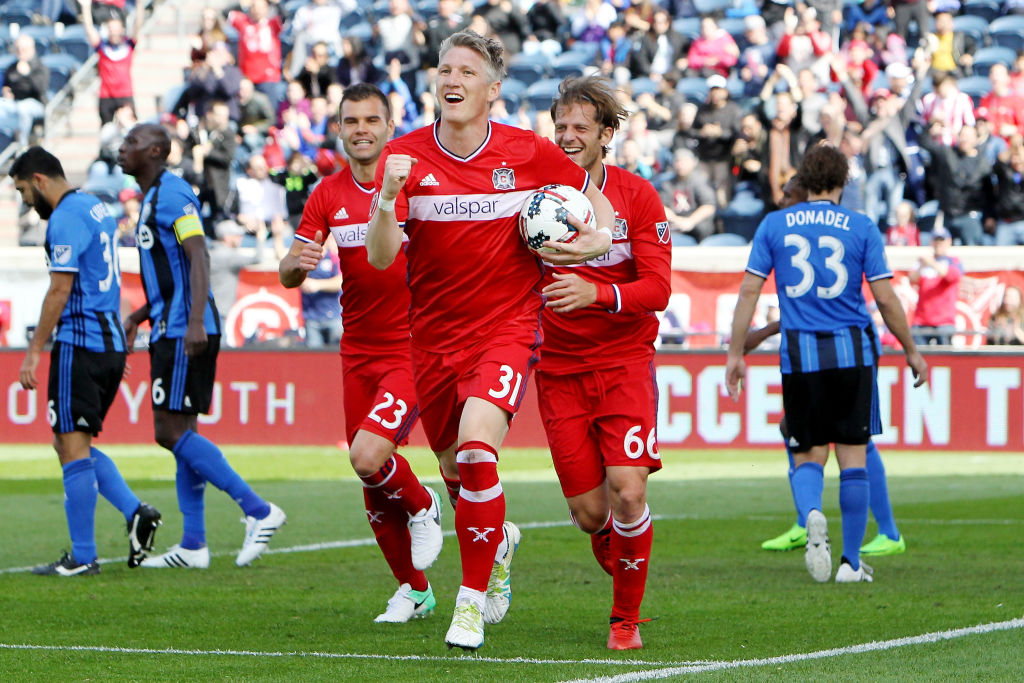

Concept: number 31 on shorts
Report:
left=624, top=425, right=660, bottom=460
left=488, top=364, right=524, bottom=410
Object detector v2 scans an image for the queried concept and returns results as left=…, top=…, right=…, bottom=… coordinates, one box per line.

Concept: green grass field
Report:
left=1, top=445, right=1023, bottom=682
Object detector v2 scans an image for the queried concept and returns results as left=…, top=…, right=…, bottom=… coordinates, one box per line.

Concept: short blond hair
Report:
left=438, top=30, right=506, bottom=83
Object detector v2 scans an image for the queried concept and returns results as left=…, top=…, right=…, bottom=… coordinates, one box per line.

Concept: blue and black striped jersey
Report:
left=747, top=200, right=891, bottom=373
left=135, top=170, right=220, bottom=341
left=46, top=190, right=126, bottom=352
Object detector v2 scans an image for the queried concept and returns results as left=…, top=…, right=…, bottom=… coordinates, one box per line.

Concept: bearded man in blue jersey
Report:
left=13, top=146, right=162, bottom=576
left=726, top=144, right=928, bottom=584
left=119, top=124, right=285, bottom=569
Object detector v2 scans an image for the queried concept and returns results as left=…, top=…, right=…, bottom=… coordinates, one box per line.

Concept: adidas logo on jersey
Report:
left=419, top=173, right=440, bottom=187
left=334, top=208, right=349, bottom=220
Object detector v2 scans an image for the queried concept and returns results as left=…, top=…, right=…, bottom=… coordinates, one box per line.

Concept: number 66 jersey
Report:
left=46, top=191, right=127, bottom=352
left=745, top=199, right=892, bottom=374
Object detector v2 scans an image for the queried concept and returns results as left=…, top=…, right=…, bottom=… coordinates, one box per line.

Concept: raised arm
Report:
left=366, top=153, right=414, bottom=270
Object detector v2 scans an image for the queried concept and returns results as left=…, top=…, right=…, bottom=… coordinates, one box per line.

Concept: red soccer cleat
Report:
left=607, top=619, right=643, bottom=650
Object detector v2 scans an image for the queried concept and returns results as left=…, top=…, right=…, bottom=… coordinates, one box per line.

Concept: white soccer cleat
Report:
left=835, top=560, right=874, bottom=583
left=374, top=582, right=437, bottom=623
left=445, top=601, right=485, bottom=650
left=236, top=503, right=287, bottom=567
left=408, top=487, right=443, bottom=570
left=140, top=544, right=210, bottom=569
left=804, top=509, right=832, bottom=583
left=483, top=521, right=521, bottom=624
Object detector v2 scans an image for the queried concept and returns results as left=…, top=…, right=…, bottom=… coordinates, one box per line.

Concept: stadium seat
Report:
left=672, top=232, right=699, bottom=247
left=565, top=41, right=599, bottom=62
left=990, top=16, right=1024, bottom=52
left=43, top=64, right=73, bottom=99
left=57, top=36, right=93, bottom=64
left=508, top=53, right=549, bottom=83
left=42, top=52, right=82, bottom=71
left=699, top=232, right=749, bottom=246
left=952, top=14, right=990, bottom=47
left=0, top=8, right=33, bottom=27
left=956, top=75, right=992, bottom=106
left=962, top=0, right=1002, bottom=24
left=0, top=54, right=17, bottom=83
left=971, top=46, right=1016, bottom=78
left=524, top=78, right=561, bottom=112
left=693, top=0, right=731, bottom=14
left=551, top=52, right=591, bottom=80
left=720, top=193, right=765, bottom=242
left=672, top=17, right=702, bottom=40
left=499, top=77, right=527, bottom=109
left=676, top=76, right=710, bottom=104
left=719, top=17, right=748, bottom=41
left=630, top=77, right=658, bottom=97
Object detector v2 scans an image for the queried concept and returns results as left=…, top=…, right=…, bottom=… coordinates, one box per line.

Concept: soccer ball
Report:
left=518, top=184, right=596, bottom=253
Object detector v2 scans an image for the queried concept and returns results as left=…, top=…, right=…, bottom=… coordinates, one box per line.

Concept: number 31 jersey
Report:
left=46, top=190, right=126, bottom=352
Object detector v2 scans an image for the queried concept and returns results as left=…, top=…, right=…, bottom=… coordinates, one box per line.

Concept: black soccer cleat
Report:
left=127, top=502, right=162, bottom=568
left=32, top=551, right=100, bottom=577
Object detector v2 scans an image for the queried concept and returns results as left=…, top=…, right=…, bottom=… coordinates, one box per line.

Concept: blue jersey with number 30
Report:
left=46, top=191, right=126, bottom=352
left=747, top=200, right=891, bottom=372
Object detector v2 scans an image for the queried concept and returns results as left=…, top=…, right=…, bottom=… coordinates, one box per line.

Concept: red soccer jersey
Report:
left=229, top=12, right=283, bottom=84
left=295, top=168, right=411, bottom=355
left=375, top=121, right=589, bottom=353
left=97, top=38, right=134, bottom=99
left=913, top=255, right=963, bottom=328
left=538, top=164, right=672, bottom=374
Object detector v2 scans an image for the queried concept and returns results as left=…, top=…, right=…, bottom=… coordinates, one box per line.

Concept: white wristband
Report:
left=598, top=227, right=612, bottom=241
left=378, top=197, right=396, bottom=212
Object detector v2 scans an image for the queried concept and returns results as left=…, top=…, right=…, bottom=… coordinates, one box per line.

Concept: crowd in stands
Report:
left=7, top=0, right=1024, bottom=347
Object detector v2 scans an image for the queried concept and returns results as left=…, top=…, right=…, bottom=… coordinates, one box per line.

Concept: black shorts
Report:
left=47, top=342, right=126, bottom=435
left=149, top=335, right=220, bottom=415
left=781, top=366, right=879, bottom=452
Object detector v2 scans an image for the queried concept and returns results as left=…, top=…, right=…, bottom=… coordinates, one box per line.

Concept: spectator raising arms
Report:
left=81, top=0, right=145, bottom=124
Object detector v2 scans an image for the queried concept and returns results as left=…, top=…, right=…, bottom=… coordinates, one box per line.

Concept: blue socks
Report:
left=62, top=459, right=98, bottom=565
left=785, top=443, right=807, bottom=527
left=173, top=430, right=270, bottom=520
left=791, top=462, right=824, bottom=525
left=866, top=441, right=899, bottom=540
left=175, top=454, right=207, bottom=550
left=839, top=467, right=870, bottom=571
left=90, top=448, right=141, bottom=521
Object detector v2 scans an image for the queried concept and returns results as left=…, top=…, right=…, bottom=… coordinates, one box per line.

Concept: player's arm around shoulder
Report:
left=366, top=150, right=413, bottom=270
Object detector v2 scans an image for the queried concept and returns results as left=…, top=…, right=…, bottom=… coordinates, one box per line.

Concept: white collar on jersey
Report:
left=432, top=120, right=493, bottom=163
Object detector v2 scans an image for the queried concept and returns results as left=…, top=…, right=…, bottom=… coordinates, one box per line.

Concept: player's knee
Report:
left=349, top=444, right=391, bottom=478
left=153, top=423, right=182, bottom=451
left=609, top=483, right=647, bottom=522
left=569, top=506, right=608, bottom=534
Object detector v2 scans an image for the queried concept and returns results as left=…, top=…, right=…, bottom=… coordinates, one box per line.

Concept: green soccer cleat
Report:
left=761, top=522, right=807, bottom=551
left=860, top=533, right=906, bottom=557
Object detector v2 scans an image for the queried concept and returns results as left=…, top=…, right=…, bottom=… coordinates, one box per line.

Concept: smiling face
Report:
left=436, top=46, right=501, bottom=126
left=340, top=96, right=394, bottom=163
left=553, top=101, right=613, bottom=176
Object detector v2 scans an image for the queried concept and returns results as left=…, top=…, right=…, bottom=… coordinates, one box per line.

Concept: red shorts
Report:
left=412, top=322, right=541, bottom=453
left=536, top=362, right=663, bottom=498
left=342, top=351, right=420, bottom=446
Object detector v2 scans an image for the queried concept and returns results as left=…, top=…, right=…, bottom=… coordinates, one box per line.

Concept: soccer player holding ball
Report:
left=366, top=31, right=616, bottom=650
left=13, top=147, right=162, bottom=576
left=726, top=145, right=927, bottom=584
left=542, top=76, right=672, bottom=650
left=279, top=84, right=444, bottom=623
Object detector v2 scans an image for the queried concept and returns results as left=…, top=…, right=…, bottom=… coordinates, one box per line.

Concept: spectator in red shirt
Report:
left=886, top=201, right=920, bottom=246
left=979, top=64, right=1024, bottom=143
left=229, top=0, right=283, bottom=108
left=909, top=225, right=962, bottom=346
left=776, top=7, right=832, bottom=84
left=81, top=0, right=144, bottom=124
left=686, top=16, right=739, bottom=78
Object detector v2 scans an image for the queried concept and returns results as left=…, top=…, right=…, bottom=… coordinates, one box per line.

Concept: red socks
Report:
left=589, top=512, right=615, bottom=576
left=454, top=441, right=504, bottom=592
left=610, top=505, right=653, bottom=622
left=362, top=485, right=427, bottom=591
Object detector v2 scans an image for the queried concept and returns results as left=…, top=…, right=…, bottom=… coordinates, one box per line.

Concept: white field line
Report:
left=1, top=617, right=1021, bottom=672
left=0, top=643, right=707, bottom=668
left=561, top=617, right=1024, bottom=683
left=2, top=513, right=1021, bottom=575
